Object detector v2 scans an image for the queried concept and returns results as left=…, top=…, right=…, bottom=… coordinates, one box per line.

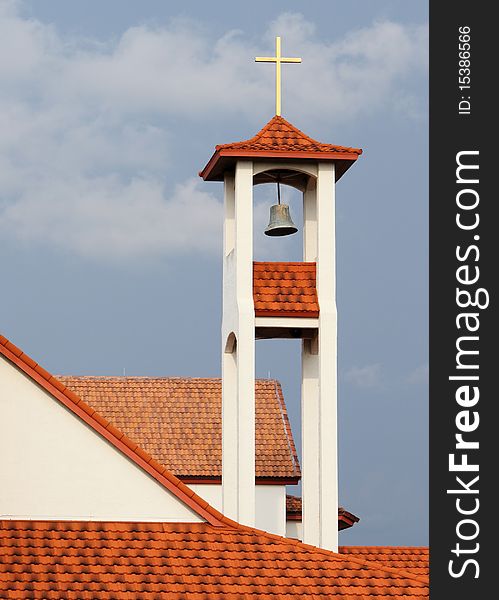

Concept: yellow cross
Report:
left=255, top=36, right=301, bottom=117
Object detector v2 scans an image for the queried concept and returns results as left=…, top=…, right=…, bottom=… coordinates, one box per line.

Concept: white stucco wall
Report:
left=0, top=356, right=202, bottom=522
left=286, top=520, right=302, bottom=541
left=189, top=483, right=286, bottom=536
left=255, top=484, right=286, bottom=536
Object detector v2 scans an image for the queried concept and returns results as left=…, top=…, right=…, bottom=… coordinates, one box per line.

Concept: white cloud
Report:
left=270, top=13, right=428, bottom=121
left=0, top=176, right=222, bottom=260
left=407, top=364, right=429, bottom=386
left=0, top=2, right=427, bottom=261
left=344, top=364, right=382, bottom=389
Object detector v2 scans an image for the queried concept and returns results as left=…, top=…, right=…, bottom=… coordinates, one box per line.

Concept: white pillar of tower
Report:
left=301, top=177, right=321, bottom=547
left=301, top=336, right=320, bottom=545
left=316, top=161, right=338, bottom=551
left=303, top=177, right=317, bottom=262
left=222, top=172, right=238, bottom=520
left=221, top=161, right=255, bottom=527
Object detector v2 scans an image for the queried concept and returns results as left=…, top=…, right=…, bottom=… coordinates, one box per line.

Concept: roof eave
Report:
left=287, top=512, right=359, bottom=531
left=179, top=476, right=301, bottom=485
left=199, top=148, right=361, bottom=182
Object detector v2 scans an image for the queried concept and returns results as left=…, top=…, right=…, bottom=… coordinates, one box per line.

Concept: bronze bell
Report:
left=264, top=203, right=298, bottom=236
left=264, top=179, right=298, bottom=236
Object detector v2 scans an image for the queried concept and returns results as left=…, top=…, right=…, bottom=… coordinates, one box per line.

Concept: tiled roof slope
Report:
left=254, top=262, right=319, bottom=318
left=217, top=115, right=362, bottom=155
left=57, top=376, right=301, bottom=481
left=286, top=494, right=303, bottom=514
left=199, top=115, right=362, bottom=181
left=339, top=547, right=429, bottom=578
left=286, top=495, right=360, bottom=531
left=0, top=520, right=428, bottom=599
left=1, top=332, right=428, bottom=597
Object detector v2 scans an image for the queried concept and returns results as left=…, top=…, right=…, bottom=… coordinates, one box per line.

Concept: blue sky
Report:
left=0, top=0, right=428, bottom=545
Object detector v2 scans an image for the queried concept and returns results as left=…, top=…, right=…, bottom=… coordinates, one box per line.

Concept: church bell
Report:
left=264, top=180, right=298, bottom=237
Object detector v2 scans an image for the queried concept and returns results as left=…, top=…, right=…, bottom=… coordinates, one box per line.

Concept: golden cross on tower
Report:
left=255, top=36, right=301, bottom=117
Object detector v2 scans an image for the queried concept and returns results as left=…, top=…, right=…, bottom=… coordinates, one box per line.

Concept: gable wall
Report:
left=0, top=356, right=202, bottom=523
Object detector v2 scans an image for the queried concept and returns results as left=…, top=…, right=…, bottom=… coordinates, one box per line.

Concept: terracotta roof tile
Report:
left=1, top=335, right=428, bottom=597
left=286, top=494, right=303, bottom=514
left=339, top=547, right=429, bottom=578
left=217, top=115, right=362, bottom=155
left=57, top=376, right=300, bottom=481
left=200, top=116, right=362, bottom=181
left=0, top=521, right=428, bottom=598
left=254, top=262, right=319, bottom=317
left=286, top=495, right=360, bottom=531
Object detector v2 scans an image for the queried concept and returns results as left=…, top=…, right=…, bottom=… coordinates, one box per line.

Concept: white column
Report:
left=316, top=162, right=338, bottom=551
left=222, top=341, right=238, bottom=519
left=302, top=175, right=320, bottom=546
left=303, top=177, right=317, bottom=262
left=233, top=160, right=255, bottom=527
left=222, top=173, right=238, bottom=519
left=224, top=173, right=236, bottom=255
left=301, top=335, right=320, bottom=546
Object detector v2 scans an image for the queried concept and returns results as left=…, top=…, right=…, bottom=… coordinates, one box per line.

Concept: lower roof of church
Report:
left=0, top=520, right=428, bottom=599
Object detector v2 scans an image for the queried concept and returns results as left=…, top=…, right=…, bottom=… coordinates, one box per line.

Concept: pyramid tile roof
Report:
left=0, top=520, right=429, bottom=599
left=218, top=115, right=362, bottom=155
left=200, top=115, right=362, bottom=181
left=254, top=261, right=319, bottom=318
left=57, top=376, right=300, bottom=482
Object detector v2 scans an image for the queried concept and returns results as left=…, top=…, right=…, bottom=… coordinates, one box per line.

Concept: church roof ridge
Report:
left=53, top=374, right=283, bottom=383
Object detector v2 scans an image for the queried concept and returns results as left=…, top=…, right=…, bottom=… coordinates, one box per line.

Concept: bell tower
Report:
left=199, top=37, right=362, bottom=551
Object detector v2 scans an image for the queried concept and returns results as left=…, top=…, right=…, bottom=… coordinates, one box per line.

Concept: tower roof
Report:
left=199, top=115, right=362, bottom=181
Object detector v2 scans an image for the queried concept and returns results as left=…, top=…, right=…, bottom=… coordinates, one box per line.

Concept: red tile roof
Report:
left=57, top=376, right=300, bottom=482
left=286, top=494, right=302, bottom=514
left=217, top=116, right=362, bottom=154
left=200, top=115, right=362, bottom=181
left=254, top=262, right=319, bottom=318
left=339, top=547, right=429, bottom=578
left=1, top=333, right=428, bottom=597
left=286, top=495, right=359, bottom=531
left=0, top=520, right=428, bottom=599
